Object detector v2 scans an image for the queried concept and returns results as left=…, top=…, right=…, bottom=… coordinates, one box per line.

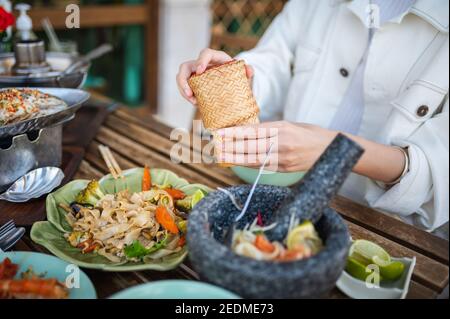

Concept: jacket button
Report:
left=340, top=68, right=349, bottom=77
left=417, top=105, right=429, bottom=117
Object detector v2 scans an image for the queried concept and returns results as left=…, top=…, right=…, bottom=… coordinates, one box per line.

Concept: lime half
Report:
left=348, top=240, right=405, bottom=282
left=287, top=221, right=315, bottom=250
left=349, top=240, right=391, bottom=265
left=191, top=189, right=205, bottom=208
left=346, top=257, right=371, bottom=281
left=373, top=256, right=405, bottom=281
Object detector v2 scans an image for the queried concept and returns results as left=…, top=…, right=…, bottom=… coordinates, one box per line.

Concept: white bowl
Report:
left=336, top=257, right=416, bottom=299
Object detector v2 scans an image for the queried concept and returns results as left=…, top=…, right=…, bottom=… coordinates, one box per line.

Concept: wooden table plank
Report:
left=74, top=160, right=104, bottom=180
left=93, top=127, right=225, bottom=188
left=104, top=114, right=241, bottom=186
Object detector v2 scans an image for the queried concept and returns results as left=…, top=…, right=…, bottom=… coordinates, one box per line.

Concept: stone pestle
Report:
left=266, top=133, right=364, bottom=242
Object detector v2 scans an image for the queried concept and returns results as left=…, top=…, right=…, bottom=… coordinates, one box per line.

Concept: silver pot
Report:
left=0, top=124, right=63, bottom=193
left=0, top=52, right=89, bottom=89
left=0, top=87, right=90, bottom=193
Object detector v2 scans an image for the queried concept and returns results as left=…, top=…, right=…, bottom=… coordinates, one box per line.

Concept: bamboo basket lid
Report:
left=188, top=60, right=260, bottom=130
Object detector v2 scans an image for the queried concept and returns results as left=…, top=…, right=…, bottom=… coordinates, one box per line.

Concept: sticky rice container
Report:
left=188, top=60, right=260, bottom=163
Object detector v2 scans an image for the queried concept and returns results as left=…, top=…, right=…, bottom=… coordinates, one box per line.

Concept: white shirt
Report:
left=329, top=0, right=416, bottom=134
left=237, top=0, right=449, bottom=233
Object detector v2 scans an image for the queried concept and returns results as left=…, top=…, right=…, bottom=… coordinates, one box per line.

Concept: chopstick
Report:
left=98, top=145, right=123, bottom=179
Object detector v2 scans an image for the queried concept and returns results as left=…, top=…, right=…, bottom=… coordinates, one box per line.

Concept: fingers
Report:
left=177, top=61, right=197, bottom=105
left=195, top=49, right=233, bottom=74
left=221, top=136, right=278, bottom=154
left=219, top=152, right=281, bottom=171
left=216, top=122, right=281, bottom=141
left=177, top=48, right=253, bottom=106
left=245, top=65, right=254, bottom=79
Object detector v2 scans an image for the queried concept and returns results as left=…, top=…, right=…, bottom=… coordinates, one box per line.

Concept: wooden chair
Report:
left=210, top=0, right=286, bottom=55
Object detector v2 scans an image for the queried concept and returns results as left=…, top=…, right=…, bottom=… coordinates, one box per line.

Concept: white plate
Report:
left=336, top=257, right=416, bottom=299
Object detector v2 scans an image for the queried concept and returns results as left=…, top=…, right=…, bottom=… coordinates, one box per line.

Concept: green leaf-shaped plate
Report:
left=31, top=168, right=211, bottom=272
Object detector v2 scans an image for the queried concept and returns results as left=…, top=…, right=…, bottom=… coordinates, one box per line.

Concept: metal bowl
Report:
left=0, top=124, right=64, bottom=193
left=0, top=167, right=64, bottom=203
left=0, top=52, right=90, bottom=89
left=0, top=87, right=90, bottom=140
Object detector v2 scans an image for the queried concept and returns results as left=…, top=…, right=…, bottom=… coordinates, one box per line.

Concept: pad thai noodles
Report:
left=60, top=167, right=204, bottom=263
left=232, top=214, right=323, bottom=262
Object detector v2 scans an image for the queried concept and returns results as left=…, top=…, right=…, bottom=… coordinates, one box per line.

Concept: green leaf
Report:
left=124, top=236, right=168, bottom=260
left=31, top=168, right=211, bottom=272
left=124, top=241, right=151, bottom=259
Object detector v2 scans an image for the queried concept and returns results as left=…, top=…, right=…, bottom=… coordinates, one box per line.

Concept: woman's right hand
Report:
left=176, top=48, right=254, bottom=105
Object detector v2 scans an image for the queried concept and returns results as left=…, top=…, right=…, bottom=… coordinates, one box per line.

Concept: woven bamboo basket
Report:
left=188, top=60, right=260, bottom=130
left=189, top=60, right=260, bottom=164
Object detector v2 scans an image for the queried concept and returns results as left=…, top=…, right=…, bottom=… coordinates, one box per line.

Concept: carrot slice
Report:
left=142, top=166, right=152, bottom=191
left=254, top=234, right=275, bottom=253
left=164, top=188, right=186, bottom=200
left=156, top=206, right=179, bottom=234
left=277, top=249, right=303, bottom=262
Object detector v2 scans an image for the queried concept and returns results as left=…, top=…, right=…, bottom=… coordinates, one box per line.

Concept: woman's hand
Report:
left=216, top=121, right=407, bottom=184
left=216, top=121, right=337, bottom=172
left=176, top=48, right=254, bottom=105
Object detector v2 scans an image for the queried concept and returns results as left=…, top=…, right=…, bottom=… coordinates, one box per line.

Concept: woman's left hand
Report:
left=216, top=121, right=338, bottom=172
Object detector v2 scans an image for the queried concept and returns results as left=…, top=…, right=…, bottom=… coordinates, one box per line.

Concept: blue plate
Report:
left=110, top=280, right=240, bottom=299
left=0, top=251, right=97, bottom=299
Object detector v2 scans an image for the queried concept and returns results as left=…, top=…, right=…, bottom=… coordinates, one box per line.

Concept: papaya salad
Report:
left=232, top=214, right=323, bottom=262
left=59, top=167, right=205, bottom=263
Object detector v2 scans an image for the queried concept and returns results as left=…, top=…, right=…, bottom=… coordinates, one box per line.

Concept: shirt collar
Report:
left=344, top=0, right=449, bottom=33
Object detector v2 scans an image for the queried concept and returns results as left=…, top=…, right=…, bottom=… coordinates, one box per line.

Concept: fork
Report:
left=0, top=220, right=25, bottom=252
left=0, top=220, right=14, bottom=238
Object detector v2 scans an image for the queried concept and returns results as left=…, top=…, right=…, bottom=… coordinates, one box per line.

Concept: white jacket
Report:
left=238, top=0, right=449, bottom=233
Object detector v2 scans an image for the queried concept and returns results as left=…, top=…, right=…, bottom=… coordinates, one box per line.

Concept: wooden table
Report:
left=11, top=105, right=449, bottom=299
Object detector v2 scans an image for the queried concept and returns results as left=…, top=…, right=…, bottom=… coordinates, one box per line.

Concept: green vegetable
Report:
left=177, top=220, right=188, bottom=234
left=124, top=235, right=168, bottom=259
left=175, top=190, right=205, bottom=212
left=175, top=196, right=192, bottom=212
left=75, top=180, right=105, bottom=207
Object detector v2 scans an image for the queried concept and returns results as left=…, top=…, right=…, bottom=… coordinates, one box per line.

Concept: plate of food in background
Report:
left=0, top=88, right=90, bottom=139
left=31, top=147, right=211, bottom=271
left=0, top=251, right=96, bottom=299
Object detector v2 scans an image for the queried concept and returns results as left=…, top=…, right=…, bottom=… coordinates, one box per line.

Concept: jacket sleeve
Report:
left=364, top=38, right=449, bottom=232
left=236, top=0, right=317, bottom=121
left=365, top=99, right=449, bottom=232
